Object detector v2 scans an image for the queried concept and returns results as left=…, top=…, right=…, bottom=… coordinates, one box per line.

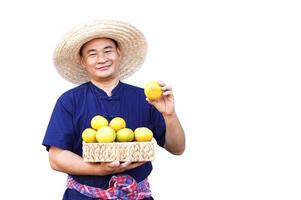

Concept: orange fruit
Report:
left=109, top=117, right=126, bottom=131
left=96, top=126, right=116, bottom=143
left=134, top=127, right=153, bottom=142
left=91, top=115, right=108, bottom=130
left=144, top=81, right=162, bottom=101
left=82, top=128, right=97, bottom=143
left=116, top=128, right=134, bottom=142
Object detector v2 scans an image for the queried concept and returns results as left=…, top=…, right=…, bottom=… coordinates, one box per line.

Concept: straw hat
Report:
left=53, top=20, right=147, bottom=84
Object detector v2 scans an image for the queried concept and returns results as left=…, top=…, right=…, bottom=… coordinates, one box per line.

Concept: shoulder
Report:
left=57, top=82, right=90, bottom=104
left=120, top=82, right=150, bottom=109
left=121, top=82, right=144, bottom=95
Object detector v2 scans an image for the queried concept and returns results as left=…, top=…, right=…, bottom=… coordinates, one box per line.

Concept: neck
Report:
left=91, top=78, right=120, bottom=96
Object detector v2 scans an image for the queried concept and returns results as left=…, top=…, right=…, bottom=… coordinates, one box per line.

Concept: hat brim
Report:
left=53, top=20, right=147, bottom=84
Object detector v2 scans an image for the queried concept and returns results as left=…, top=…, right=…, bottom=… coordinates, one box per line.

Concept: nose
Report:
left=97, top=54, right=108, bottom=64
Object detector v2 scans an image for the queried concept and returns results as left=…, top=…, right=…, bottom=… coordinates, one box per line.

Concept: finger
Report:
left=158, top=80, right=166, bottom=87
left=161, top=85, right=172, bottom=91
left=108, top=161, right=120, bottom=168
left=120, top=160, right=131, bottom=168
left=146, top=98, right=154, bottom=104
left=163, top=91, right=173, bottom=96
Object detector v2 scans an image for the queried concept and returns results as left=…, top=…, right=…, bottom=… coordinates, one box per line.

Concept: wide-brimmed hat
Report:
left=53, top=20, right=147, bottom=84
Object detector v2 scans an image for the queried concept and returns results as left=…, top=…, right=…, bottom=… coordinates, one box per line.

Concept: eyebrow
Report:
left=86, top=49, right=97, bottom=54
left=103, top=45, right=114, bottom=50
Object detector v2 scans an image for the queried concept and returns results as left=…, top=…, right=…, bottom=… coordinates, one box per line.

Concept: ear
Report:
left=116, top=47, right=122, bottom=59
left=80, top=57, right=86, bottom=69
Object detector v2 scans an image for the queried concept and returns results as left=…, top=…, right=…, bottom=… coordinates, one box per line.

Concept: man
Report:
left=43, top=20, right=185, bottom=200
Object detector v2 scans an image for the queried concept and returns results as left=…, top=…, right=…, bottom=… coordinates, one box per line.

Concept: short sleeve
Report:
left=42, top=95, right=75, bottom=151
left=150, top=106, right=166, bottom=148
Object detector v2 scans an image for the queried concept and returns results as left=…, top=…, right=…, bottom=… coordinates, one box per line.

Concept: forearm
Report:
left=49, top=146, right=103, bottom=176
left=48, top=146, right=145, bottom=176
left=163, top=112, right=185, bottom=155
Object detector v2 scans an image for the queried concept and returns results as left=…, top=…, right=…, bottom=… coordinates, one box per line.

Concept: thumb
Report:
left=108, top=161, right=120, bottom=168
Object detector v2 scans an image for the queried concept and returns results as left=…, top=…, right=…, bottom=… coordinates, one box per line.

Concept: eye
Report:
left=88, top=53, right=97, bottom=57
left=104, top=50, right=112, bottom=54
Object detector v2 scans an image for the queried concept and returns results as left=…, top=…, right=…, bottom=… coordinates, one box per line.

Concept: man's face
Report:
left=80, top=38, right=121, bottom=81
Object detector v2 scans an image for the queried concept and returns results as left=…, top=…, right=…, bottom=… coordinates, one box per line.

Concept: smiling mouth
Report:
left=96, top=65, right=111, bottom=71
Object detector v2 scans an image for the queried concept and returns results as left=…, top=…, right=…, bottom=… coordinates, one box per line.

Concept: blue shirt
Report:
left=42, top=81, right=166, bottom=190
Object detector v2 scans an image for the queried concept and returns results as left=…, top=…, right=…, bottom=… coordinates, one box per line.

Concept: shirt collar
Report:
left=89, top=81, right=123, bottom=100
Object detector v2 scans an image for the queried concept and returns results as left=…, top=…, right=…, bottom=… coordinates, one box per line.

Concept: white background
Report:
left=0, top=0, right=300, bottom=199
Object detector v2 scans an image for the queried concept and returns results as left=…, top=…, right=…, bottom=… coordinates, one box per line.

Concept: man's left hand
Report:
left=146, top=80, right=175, bottom=116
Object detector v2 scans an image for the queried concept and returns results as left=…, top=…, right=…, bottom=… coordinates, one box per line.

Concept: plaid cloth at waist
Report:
left=67, top=175, right=152, bottom=200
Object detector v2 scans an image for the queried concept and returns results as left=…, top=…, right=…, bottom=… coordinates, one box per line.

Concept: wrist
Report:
left=163, top=112, right=177, bottom=119
left=89, top=162, right=105, bottom=176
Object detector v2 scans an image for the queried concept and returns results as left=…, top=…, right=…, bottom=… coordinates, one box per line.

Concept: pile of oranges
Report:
left=82, top=115, right=153, bottom=143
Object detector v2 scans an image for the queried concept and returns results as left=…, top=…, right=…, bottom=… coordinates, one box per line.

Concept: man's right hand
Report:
left=99, top=161, right=146, bottom=175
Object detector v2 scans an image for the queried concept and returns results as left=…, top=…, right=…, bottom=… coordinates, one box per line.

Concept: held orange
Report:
left=134, top=127, right=153, bottom=142
left=144, top=81, right=162, bottom=101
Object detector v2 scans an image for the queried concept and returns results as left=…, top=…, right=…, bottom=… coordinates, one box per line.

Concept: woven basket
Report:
left=83, top=141, right=155, bottom=162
